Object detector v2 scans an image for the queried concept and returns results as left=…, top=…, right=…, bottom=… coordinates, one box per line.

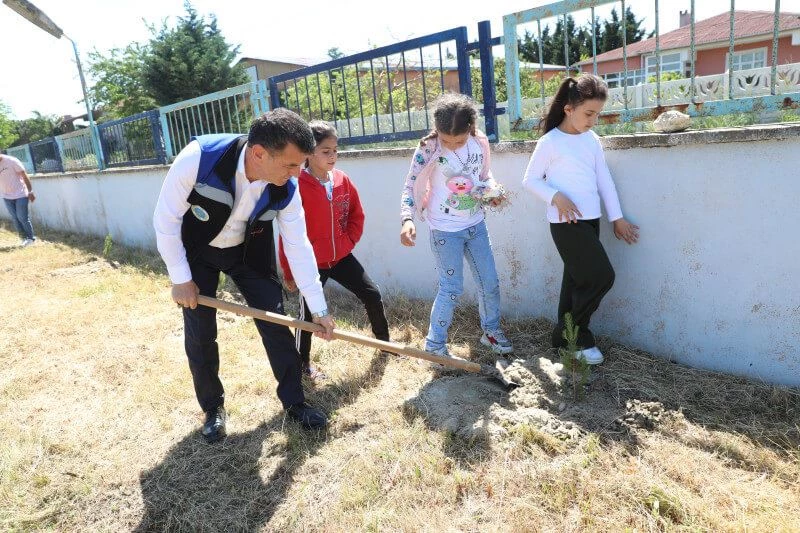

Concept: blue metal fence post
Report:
left=477, top=20, right=499, bottom=142
left=148, top=110, right=167, bottom=164
left=454, top=26, right=473, bottom=97
left=268, top=78, right=282, bottom=111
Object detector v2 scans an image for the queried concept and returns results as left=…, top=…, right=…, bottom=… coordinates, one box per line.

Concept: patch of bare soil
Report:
left=404, top=347, right=686, bottom=446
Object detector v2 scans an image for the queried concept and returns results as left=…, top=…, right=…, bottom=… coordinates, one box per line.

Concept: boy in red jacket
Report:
left=279, top=122, right=390, bottom=379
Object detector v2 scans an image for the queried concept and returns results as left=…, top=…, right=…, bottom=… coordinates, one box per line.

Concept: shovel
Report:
left=196, top=295, right=519, bottom=389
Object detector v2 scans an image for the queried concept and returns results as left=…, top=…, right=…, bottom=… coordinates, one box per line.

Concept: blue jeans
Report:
left=426, top=220, right=501, bottom=351
left=3, top=197, right=35, bottom=241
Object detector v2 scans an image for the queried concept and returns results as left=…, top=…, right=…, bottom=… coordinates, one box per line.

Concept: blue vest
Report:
left=181, top=134, right=296, bottom=282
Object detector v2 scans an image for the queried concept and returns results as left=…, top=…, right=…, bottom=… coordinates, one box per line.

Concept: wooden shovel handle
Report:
left=196, top=295, right=481, bottom=373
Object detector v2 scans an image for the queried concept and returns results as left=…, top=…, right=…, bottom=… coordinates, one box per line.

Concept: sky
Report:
left=1, top=0, right=798, bottom=119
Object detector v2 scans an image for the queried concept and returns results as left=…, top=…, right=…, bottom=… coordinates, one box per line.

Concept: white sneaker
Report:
left=480, top=331, right=514, bottom=355
left=426, top=345, right=452, bottom=357
left=21, top=238, right=34, bottom=247
left=575, top=346, right=604, bottom=365
left=424, top=345, right=452, bottom=369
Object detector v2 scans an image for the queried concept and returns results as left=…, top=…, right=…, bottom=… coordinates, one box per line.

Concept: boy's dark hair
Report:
left=248, top=108, right=316, bottom=154
left=420, top=92, right=478, bottom=147
left=308, top=120, right=338, bottom=145
left=541, top=74, right=608, bottom=134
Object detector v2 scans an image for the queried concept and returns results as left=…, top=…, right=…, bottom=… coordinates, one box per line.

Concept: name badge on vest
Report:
left=191, top=205, right=210, bottom=222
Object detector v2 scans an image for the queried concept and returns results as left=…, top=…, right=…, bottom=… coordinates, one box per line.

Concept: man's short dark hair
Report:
left=248, top=108, right=316, bottom=154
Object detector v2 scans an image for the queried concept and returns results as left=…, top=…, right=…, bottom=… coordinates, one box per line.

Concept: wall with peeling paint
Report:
left=4, top=124, right=799, bottom=387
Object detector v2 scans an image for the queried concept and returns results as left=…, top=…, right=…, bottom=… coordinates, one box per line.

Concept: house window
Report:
left=603, top=72, right=621, bottom=88
left=728, top=49, right=766, bottom=71
left=603, top=68, right=646, bottom=88
left=645, top=52, right=684, bottom=78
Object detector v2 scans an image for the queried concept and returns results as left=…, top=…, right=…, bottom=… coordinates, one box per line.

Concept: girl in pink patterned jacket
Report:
left=399, top=93, right=512, bottom=357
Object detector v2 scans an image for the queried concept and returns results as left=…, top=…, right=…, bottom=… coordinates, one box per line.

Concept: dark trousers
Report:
left=549, top=219, right=615, bottom=349
left=183, top=244, right=304, bottom=412
left=296, top=253, right=389, bottom=365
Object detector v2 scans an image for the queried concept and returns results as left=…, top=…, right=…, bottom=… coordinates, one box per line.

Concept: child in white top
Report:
left=400, top=93, right=513, bottom=356
left=522, top=75, right=639, bottom=364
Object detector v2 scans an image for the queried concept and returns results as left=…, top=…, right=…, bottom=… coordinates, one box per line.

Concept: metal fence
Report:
left=2, top=82, right=268, bottom=174
left=269, top=27, right=473, bottom=145
left=29, top=137, right=63, bottom=174
left=502, top=0, right=800, bottom=130
left=96, top=110, right=166, bottom=168
left=5, top=145, right=34, bottom=174
left=57, top=128, right=97, bottom=171
left=158, top=80, right=269, bottom=159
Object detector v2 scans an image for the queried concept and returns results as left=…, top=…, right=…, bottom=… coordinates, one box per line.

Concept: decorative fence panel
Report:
left=57, top=129, right=98, bottom=171
left=158, top=81, right=269, bottom=159
left=5, top=145, right=34, bottom=174
left=268, top=27, right=472, bottom=145
left=97, top=110, right=166, bottom=168
left=502, top=0, right=800, bottom=129
left=29, top=137, right=63, bottom=174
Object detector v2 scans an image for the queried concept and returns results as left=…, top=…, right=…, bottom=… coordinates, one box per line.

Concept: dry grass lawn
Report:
left=1, top=222, right=798, bottom=532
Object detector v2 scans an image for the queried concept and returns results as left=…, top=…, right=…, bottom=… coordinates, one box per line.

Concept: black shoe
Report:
left=202, top=407, right=227, bottom=443
left=286, top=402, right=328, bottom=429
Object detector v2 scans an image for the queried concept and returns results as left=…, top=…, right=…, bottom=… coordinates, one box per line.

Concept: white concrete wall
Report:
left=4, top=124, right=799, bottom=387
left=5, top=167, right=168, bottom=250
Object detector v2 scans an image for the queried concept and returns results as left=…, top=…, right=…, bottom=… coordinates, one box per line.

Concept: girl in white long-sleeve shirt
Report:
left=522, top=74, right=639, bottom=365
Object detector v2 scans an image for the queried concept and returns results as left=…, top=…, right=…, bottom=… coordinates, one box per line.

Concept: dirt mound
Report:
left=615, top=399, right=678, bottom=431
left=404, top=355, right=587, bottom=442
left=403, top=345, right=694, bottom=447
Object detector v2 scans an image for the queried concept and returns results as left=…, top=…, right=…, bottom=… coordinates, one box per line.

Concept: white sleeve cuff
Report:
left=167, top=262, right=193, bottom=285
left=300, top=287, right=327, bottom=315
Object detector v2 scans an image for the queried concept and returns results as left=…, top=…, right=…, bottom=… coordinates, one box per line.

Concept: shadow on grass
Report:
left=134, top=351, right=388, bottom=532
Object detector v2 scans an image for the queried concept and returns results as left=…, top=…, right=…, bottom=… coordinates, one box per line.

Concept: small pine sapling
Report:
left=558, top=313, right=590, bottom=400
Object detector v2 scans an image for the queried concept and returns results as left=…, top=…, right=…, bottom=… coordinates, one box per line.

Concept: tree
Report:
left=519, top=7, right=651, bottom=65
left=87, top=44, right=157, bottom=121
left=141, top=2, right=248, bottom=106
left=327, top=48, right=344, bottom=60
left=0, top=101, right=18, bottom=150
left=600, top=7, right=651, bottom=54
left=550, top=15, right=592, bottom=66
left=12, top=112, right=60, bottom=146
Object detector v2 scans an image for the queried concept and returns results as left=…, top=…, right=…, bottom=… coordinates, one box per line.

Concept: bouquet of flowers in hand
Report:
left=471, top=181, right=510, bottom=211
